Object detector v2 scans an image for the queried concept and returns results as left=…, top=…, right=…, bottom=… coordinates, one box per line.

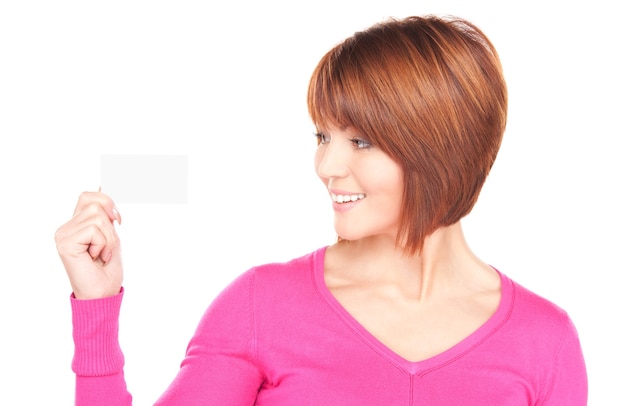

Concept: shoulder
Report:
left=503, top=274, right=579, bottom=345
left=216, top=247, right=326, bottom=301
left=248, top=247, right=326, bottom=287
left=498, top=274, right=587, bottom=402
left=199, top=247, right=326, bottom=325
left=510, top=277, right=569, bottom=321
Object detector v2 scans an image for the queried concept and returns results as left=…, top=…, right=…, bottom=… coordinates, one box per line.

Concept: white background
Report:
left=1, top=1, right=624, bottom=404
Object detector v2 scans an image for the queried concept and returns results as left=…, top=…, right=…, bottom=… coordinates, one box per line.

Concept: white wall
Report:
left=1, top=1, right=623, bottom=404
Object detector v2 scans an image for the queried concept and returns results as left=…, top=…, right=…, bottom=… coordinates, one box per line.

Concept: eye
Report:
left=350, top=138, right=371, bottom=149
left=314, top=132, right=330, bottom=145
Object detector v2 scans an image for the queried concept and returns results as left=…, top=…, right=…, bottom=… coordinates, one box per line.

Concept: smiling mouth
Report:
left=331, top=193, right=366, bottom=203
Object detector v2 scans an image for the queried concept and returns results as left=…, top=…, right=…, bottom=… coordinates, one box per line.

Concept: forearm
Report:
left=76, top=373, right=132, bottom=406
left=71, top=289, right=132, bottom=405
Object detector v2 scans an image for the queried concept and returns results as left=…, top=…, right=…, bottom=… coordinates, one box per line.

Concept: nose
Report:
left=315, top=140, right=350, bottom=180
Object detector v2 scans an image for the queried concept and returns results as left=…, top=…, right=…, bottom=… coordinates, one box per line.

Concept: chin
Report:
left=333, top=226, right=370, bottom=242
left=334, top=223, right=398, bottom=245
left=333, top=230, right=358, bottom=242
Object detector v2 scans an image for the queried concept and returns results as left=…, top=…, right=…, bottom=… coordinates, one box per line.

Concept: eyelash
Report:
left=351, top=139, right=371, bottom=149
left=314, top=133, right=372, bottom=149
left=314, top=132, right=329, bottom=145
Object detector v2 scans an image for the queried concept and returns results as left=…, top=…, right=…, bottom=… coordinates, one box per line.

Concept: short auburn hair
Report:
left=307, top=15, right=508, bottom=254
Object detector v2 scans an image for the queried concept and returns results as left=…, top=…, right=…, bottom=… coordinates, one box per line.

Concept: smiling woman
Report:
left=308, top=16, right=507, bottom=255
left=314, top=124, right=405, bottom=243
left=55, top=14, right=587, bottom=405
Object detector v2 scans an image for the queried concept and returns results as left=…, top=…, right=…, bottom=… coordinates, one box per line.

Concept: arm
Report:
left=58, top=192, right=263, bottom=404
left=70, top=273, right=264, bottom=406
left=540, top=317, right=588, bottom=405
left=56, top=191, right=129, bottom=404
left=71, top=291, right=132, bottom=405
left=155, top=270, right=264, bottom=405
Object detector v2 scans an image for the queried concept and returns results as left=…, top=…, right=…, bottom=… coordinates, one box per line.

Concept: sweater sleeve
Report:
left=71, top=269, right=263, bottom=405
left=540, top=317, right=588, bottom=405
left=71, top=289, right=132, bottom=406
left=154, top=269, right=263, bottom=405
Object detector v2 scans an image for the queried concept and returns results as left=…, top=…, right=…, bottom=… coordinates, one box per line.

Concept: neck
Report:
left=331, top=222, right=494, bottom=300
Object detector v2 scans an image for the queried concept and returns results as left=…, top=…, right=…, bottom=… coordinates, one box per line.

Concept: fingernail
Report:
left=113, top=207, right=122, bottom=225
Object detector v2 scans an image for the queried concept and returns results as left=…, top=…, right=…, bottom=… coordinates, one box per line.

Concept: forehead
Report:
left=316, top=122, right=354, bottom=134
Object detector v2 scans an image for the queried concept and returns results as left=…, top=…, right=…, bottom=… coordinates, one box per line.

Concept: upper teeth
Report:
left=332, top=193, right=366, bottom=203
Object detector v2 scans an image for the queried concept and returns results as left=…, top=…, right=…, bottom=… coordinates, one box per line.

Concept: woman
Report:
left=55, top=15, right=587, bottom=405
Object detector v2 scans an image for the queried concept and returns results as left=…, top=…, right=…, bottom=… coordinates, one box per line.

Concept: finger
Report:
left=98, top=224, right=121, bottom=264
left=58, top=207, right=119, bottom=259
left=97, top=185, right=121, bottom=223
left=73, top=191, right=121, bottom=225
left=56, top=221, right=107, bottom=261
left=112, top=206, right=122, bottom=225
left=78, top=212, right=120, bottom=262
left=85, top=224, right=108, bottom=261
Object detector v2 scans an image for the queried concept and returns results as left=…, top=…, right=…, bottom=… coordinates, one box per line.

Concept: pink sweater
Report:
left=71, top=247, right=587, bottom=405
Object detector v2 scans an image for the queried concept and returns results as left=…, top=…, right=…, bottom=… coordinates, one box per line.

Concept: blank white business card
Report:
left=100, top=154, right=188, bottom=204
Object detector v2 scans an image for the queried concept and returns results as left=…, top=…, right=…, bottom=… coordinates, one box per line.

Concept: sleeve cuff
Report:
left=70, top=288, right=125, bottom=376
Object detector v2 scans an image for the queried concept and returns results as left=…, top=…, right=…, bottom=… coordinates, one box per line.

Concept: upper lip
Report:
left=329, top=189, right=366, bottom=203
left=329, top=188, right=364, bottom=196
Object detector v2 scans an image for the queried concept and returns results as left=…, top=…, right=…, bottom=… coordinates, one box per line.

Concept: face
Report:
left=314, top=124, right=404, bottom=242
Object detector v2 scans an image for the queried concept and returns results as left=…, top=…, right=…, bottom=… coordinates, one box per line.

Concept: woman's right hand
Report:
left=55, top=191, right=123, bottom=299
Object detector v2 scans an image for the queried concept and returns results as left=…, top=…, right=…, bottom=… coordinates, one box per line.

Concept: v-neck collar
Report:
left=311, top=246, right=514, bottom=375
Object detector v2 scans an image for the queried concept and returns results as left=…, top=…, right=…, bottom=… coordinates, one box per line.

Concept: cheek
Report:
left=367, top=160, right=404, bottom=196
left=371, top=163, right=404, bottom=214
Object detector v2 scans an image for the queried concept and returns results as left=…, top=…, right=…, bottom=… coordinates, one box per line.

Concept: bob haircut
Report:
left=307, top=15, right=508, bottom=254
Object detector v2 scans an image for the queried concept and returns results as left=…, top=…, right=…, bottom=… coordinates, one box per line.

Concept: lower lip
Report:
left=332, top=199, right=364, bottom=213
